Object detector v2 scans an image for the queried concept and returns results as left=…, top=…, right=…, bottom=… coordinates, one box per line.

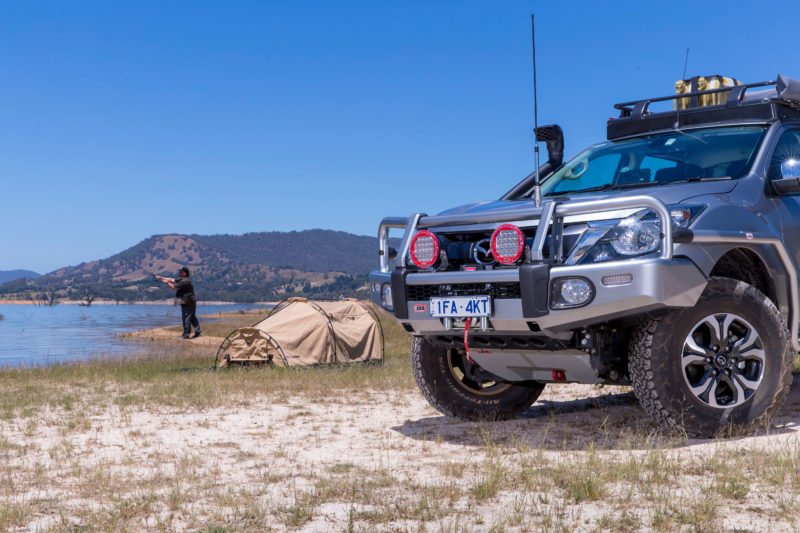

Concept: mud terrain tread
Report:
left=629, top=277, right=793, bottom=437
left=411, top=336, right=542, bottom=420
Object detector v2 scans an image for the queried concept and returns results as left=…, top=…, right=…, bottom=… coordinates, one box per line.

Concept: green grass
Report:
left=0, top=310, right=413, bottom=418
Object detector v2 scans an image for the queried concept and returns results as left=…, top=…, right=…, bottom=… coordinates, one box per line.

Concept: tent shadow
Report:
left=392, top=375, right=800, bottom=451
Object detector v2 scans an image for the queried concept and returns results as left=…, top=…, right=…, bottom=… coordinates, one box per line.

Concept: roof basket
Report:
left=607, top=75, right=800, bottom=140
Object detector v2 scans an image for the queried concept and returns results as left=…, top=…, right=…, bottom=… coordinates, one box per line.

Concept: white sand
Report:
left=4, top=379, right=800, bottom=531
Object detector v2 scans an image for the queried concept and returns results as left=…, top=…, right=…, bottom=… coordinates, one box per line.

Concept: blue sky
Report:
left=1, top=1, right=797, bottom=273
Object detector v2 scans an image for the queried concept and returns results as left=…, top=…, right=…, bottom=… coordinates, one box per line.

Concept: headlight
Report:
left=608, top=216, right=661, bottom=256
left=566, top=204, right=705, bottom=265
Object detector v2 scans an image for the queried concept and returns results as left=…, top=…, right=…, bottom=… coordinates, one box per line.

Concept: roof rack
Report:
left=607, top=78, right=800, bottom=140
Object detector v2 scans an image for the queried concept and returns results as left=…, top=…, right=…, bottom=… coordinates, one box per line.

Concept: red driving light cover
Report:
left=491, top=224, right=524, bottom=264
left=410, top=230, right=439, bottom=268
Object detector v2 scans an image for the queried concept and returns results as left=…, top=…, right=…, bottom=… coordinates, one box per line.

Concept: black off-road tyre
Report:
left=411, top=336, right=544, bottom=420
left=629, top=277, right=793, bottom=437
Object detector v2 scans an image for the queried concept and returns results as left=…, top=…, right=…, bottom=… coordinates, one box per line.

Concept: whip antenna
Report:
left=682, top=47, right=690, bottom=80
left=673, top=47, right=690, bottom=130
left=531, top=14, right=542, bottom=207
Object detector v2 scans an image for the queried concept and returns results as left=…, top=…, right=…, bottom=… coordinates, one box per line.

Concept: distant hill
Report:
left=0, top=270, right=41, bottom=284
left=0, top=230, right=396, bottom=303
left=193, top=229, right=385, bottom=274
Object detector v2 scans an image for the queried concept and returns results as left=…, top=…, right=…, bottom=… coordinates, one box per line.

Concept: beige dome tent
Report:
left=215, top=298, right=383, bottom=368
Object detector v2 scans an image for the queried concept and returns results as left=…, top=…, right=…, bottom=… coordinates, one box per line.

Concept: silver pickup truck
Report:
left=370, top=75, right=800, bottom=437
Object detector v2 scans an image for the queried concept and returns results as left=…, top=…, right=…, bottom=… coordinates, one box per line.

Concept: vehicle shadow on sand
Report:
left=392, top=375, right=800, bottom=451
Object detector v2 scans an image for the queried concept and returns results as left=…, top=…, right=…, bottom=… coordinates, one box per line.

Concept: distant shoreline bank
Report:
left=0, top=299, right=273, bottom=306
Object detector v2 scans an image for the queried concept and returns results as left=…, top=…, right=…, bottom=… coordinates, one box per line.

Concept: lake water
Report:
left=0, top=303, right=258, bottom=368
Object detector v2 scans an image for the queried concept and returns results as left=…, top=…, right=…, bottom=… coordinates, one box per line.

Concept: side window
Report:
left=768, top=130, right=800, bottom=181
left=551, top=154, right=621, bottom=193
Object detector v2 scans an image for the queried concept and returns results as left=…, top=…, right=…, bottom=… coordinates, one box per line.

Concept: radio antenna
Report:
left=531, top=14, right=542, bottom=207
left=673, top=48, right=690, bottom=130
left=682, top=47, right=690, bottom=79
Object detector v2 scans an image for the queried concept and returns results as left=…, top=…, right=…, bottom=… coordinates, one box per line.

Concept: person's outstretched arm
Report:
left=155, top=276, right=176, bottom=290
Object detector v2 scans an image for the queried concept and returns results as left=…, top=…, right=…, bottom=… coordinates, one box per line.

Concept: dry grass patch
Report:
left=0, top=312, right=799, bottom=530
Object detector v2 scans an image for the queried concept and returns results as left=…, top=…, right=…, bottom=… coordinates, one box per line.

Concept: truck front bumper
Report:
left=369, top=257, right=707, bottom=335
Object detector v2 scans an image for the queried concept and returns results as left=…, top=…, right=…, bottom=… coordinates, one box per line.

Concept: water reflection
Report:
left=0, top=303, right=258, bottom=367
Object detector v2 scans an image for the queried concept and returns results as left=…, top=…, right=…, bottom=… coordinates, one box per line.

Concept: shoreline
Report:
left=0, top=299, right=274, bottom=306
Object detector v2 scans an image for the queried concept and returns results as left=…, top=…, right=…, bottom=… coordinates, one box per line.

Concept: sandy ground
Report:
left=126, top=326, right=222, bottom=347
left=4, top=374, right=800, bottom=531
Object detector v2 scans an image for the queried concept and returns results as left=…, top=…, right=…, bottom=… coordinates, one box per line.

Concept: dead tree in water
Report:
left=37, top=286, right=58, bottom=307
left=77, top=289, right=94, bottom=307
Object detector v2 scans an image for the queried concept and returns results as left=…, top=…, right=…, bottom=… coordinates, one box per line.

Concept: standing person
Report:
left=156, top=267, right=202, bottom=339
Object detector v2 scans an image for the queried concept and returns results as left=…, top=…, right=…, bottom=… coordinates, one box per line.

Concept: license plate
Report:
left=430, top=296, right=491, bottom=317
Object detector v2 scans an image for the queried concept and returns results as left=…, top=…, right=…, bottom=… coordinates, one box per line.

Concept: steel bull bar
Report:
left=376, top=196, right=800, bottom=352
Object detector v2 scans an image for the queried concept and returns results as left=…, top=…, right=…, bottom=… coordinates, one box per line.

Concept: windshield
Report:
left=538, top=126, right=767, bottom=196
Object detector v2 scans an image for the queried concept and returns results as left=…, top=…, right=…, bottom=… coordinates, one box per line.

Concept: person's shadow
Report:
left=392, top=375, right=800, bottom=450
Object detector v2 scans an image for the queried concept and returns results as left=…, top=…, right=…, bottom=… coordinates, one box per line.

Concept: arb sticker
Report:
left=414, top=304, right=427, bottom=312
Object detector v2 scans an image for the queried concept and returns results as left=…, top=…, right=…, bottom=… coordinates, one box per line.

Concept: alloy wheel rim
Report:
left=681, top=313, right=765, bottom=409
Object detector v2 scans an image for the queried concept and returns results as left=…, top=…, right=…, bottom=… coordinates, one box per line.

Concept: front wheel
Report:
left=410, top=336, right=544, bottom=420
left=629, top=277, right=793, bottom=437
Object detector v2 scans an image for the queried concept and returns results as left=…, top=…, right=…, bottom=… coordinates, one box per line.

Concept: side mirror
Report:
left=781, top=158, right=800, bottom=179
left=772, top=159, right=800, bottom=194
left=773, top=159, right=800, bottom=194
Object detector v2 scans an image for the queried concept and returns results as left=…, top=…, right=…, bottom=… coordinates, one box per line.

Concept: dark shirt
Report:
left=174, top=277, right=196, bottom=306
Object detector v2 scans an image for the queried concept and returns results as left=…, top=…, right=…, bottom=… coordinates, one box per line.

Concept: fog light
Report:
left=551, top=278, right=594, bottom=309
left=381, top=284, right=393, bottom=310
left=601, top=273, right=633, bottom=287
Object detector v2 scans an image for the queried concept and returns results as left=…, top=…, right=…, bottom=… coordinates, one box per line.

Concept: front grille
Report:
left=407, top=282, right=521, bottom=300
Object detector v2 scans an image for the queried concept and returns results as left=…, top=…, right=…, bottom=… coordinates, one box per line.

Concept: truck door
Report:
left=767, top=127, right=800, bottom=268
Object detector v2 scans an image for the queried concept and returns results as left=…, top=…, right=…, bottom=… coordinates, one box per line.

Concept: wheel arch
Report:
left=679, top=241, right=790, bottom=322
left=709, top=247, right=778, bottom=306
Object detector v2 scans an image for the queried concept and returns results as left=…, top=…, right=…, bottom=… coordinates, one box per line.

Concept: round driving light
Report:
left=551, top=278, right=594, bottom=309
left=410, top=230, right=439, bottom=268
left=491, top=224, right=525, bottom=264
left=561, top=279, right=592, bottom=304
left=381, top=284, right=393, bottom=310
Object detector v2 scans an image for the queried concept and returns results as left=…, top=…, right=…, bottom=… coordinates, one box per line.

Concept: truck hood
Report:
left=438, top=180, right=737, bottom=217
